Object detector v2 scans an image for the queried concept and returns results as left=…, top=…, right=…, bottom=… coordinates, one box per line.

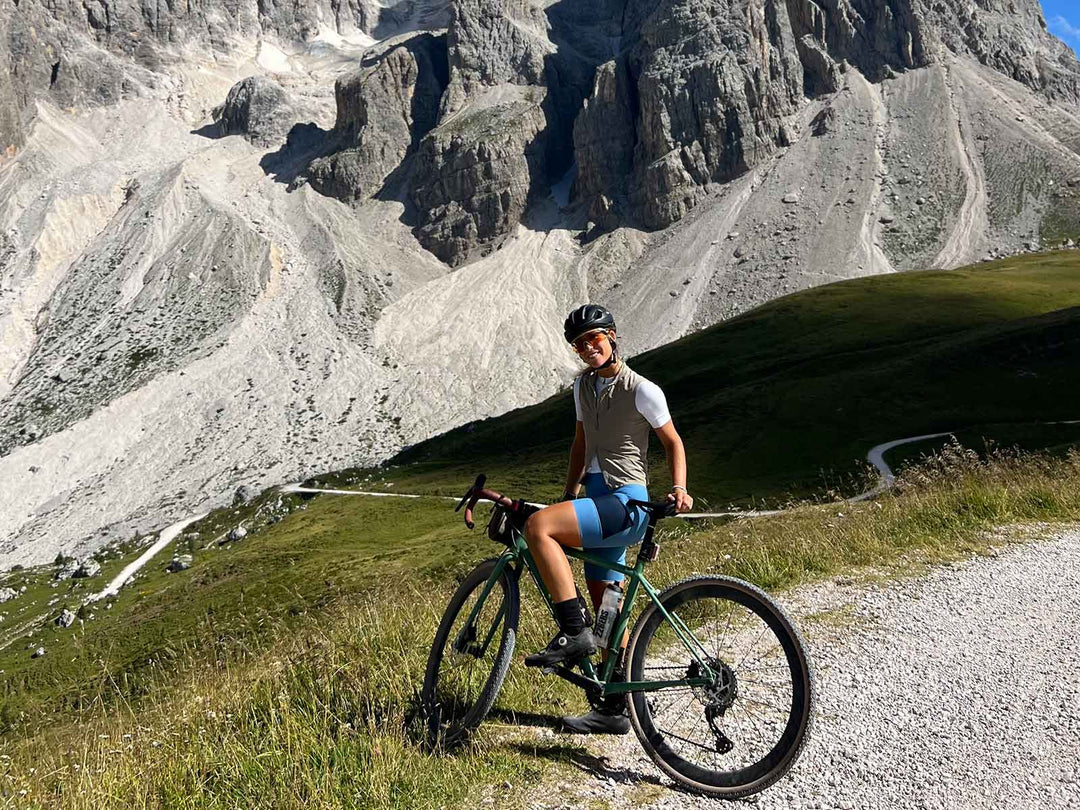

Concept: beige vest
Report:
left=578, top=362, right=651, bottom=489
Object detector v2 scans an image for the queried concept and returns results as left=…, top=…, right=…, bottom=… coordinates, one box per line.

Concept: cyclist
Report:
left=523, top=304, right=693, bottom=734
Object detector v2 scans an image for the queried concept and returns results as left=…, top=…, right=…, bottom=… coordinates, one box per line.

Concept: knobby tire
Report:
left=422, top=557, right=519, bottom=749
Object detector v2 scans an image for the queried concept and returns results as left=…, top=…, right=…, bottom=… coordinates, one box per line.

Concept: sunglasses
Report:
left=572, top=330, right=610, bottom=354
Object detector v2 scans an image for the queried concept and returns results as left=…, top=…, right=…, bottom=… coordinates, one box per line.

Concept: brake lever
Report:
left=456, top=474, right=486, bottom=530
left=455, top=474, right=486, bottom=513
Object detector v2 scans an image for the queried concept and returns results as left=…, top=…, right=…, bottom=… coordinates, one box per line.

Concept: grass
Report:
left=5, top=445, right=1080, bottom=808
left=3, top=252, right=1080, bottom=807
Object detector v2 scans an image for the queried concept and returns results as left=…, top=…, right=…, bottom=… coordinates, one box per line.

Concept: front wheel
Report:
left=626, top=576, right=814, bottom=798
left=421, top=557, right=519, bottom=749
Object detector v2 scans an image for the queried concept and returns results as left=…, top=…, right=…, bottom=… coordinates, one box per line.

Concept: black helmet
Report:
left=564, top=304, right=615, bottom=343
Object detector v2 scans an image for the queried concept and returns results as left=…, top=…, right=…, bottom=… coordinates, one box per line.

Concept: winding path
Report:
left=86, top=511, right=207, bottom=603
left=65, top=424, right=1060, bottom=597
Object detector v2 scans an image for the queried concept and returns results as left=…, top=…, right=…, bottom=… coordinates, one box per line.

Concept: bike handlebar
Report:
left=455, top=474, right=514, bottom=529
left=454, top=474, right=677, bottom=530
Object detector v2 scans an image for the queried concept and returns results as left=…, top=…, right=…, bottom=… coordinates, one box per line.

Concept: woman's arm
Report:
left=564, top=421, right=587, bottom=497
left=654, top=421, right=693, bottom=512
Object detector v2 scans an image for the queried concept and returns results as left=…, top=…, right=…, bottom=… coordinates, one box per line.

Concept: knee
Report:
left=524, top=511, right=541, bottom=544
left=525, top=509, right=554, bottom=545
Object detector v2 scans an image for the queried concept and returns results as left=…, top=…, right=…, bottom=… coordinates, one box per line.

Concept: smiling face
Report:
left=573, top=328, right=615, bottom=368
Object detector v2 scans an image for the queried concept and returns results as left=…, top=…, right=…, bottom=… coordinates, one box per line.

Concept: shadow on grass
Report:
left=487, top=707, right=562, bottom=729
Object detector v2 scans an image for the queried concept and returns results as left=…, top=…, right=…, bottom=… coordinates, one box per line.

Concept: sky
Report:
left=1042, top=0, right=1080, bottom=56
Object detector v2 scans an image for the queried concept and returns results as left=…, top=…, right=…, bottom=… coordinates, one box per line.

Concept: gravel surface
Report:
left=522, top=528, right=1080, bottom=809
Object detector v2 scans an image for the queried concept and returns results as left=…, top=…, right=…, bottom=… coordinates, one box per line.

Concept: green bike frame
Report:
left=458, top=515, right=720, bottom=698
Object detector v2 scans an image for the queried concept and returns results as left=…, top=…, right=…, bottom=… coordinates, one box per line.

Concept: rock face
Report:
left=923, top=0, right=1080, bottom=105
left=0, top=10, right=21, bottom=157
left=215, top=77, right=297, bottom=148
left=566, top=0, right=1080, bottom=233
left=307, top=0, right=614, bottom=264
left=411, top=86, right=551, bottom=264
left=627, top=0, right=804, bottom=229
left=572, top=59, right=637, bottom=229
left=308, top=33, right=449, bottom=201
left=439, top=0, right=553, bottom=115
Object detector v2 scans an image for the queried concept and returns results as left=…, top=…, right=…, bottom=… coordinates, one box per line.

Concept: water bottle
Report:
left=593, top=583, right=622, bottom=646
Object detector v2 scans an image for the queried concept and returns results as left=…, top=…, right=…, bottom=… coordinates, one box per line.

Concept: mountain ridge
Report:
left=1, top=0, right=1080, bottom=566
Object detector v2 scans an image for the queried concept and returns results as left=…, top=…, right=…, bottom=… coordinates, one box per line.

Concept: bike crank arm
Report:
left=541, top=665, right=604, bottom=699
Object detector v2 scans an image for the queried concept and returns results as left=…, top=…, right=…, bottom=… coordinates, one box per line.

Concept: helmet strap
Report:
left=598, top=339, right=618, bottom=370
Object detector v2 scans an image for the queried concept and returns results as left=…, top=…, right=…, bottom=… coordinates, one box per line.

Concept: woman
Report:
left=523, top=304, right=693, bottom=734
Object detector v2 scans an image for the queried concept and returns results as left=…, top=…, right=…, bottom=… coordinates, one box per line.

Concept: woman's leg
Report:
left=524, top=502, right=582, bottom=603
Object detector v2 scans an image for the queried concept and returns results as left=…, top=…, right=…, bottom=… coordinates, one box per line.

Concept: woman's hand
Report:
left=667, top=488, right=693, bottom=513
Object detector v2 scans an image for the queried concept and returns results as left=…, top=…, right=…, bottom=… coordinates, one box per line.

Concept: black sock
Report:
left=554, top=597, right=586, bottom=636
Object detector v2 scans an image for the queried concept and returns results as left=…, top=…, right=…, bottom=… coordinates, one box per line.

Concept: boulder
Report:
left=55, top=608, right=76, bottom=628
left=31, top=646, right=45, bottom=659
left=54, top=559, right=80, bottom=580
left=810, top=106, right=837, bottom=137
left=72, top=560, right=101, bottom=578
left=215, top=76, right=297, bottom=148
left=227, top=526, right=248, bottom=542
left=167, top=554, right=193, bottom=572
left=0, top=587, right=16, bottom=604
left=233, top=485, right=258, bottom=507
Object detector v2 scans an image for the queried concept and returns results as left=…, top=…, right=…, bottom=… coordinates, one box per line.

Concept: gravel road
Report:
left=522, top=528, right=1080, bottom=809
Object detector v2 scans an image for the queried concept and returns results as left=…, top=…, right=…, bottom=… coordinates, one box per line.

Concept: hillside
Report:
left=347, top=250, right=1080, bottom=504
left=2, top=251, right=1079, bottom=736
left=3, top=0, right=1080, bottom=566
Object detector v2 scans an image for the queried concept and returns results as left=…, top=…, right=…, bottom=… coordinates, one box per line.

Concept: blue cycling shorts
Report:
left=570, top=472, right=649, bottom=582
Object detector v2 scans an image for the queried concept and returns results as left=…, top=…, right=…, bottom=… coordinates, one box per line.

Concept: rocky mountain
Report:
left=1, top=0, right=1079, bottom=567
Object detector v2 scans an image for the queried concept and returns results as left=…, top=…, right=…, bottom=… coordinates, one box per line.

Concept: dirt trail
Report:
left=934, top=60, right=988, bottom=270
left=853, top=76, right=896, bottom=277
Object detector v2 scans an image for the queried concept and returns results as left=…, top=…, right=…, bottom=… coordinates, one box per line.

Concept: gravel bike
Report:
left=421, top=475, right=814, bottom=799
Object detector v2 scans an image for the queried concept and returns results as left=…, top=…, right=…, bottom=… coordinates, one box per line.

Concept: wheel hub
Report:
left=688, top=657, right=738, bottom=711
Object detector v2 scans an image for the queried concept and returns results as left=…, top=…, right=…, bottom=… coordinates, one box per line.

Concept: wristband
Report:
left=561, top=490, right=578, bottom=502
left=671, top=485, right=687, bottom=493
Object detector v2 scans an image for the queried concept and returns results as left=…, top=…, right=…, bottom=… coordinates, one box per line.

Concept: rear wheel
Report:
left=626, top=576, right=813, bottom=798
left=422, top=557, right=519, bottom=748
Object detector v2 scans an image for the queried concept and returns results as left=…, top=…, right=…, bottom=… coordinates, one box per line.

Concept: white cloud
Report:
left=1049, top=15, right=1080, bottom=52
